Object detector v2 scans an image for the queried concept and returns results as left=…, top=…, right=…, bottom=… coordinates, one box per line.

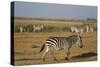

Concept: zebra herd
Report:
left=17, top=23, right=95, bottom=61
left=39, top=24, right=96, bottom=61
left=18, top=24, right=96, bottom=34
left=18, top=24, right=45, bottom=32
left=70, top=24, right=96, bottom=35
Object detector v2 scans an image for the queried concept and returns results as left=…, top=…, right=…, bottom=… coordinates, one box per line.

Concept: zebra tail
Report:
left=40, top=44, right=45, bottom=52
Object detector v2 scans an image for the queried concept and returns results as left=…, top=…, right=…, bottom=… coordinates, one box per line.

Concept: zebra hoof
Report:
left=65, top=57, right=69, bottom=60
left=54, top=58, right=57, bottom=61
left=42, top=58, right=45, bottom=62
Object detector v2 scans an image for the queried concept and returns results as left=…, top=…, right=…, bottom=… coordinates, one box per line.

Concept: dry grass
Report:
left=14, top=18, right=84, bottom=26
left=13, top=18, right=97, bottom=65
left=14, top=32, right=97, bottom=66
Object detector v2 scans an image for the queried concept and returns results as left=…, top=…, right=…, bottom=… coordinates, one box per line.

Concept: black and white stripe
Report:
left=40, top=35, right=83, bottom=61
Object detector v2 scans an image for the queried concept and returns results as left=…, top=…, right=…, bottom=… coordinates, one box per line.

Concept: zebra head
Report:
left=77, top=35, right=83, bottom=48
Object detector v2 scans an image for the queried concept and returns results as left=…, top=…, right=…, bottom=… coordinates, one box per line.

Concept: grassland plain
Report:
left=14, top=32, right=97, bottom=65
left=13, top=18, right=97, bottom=65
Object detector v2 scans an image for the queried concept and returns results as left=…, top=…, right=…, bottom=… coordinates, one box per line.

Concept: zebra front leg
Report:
left=50, top=49, right=57, bottom=61
left=64, top=48, right=70, bottom=60
left=41, top=46, right=49, bottom=61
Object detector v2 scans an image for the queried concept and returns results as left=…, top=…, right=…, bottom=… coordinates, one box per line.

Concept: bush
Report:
left=42, top=25, right=70, bottom=32
left=26, top=24, right=33, bottom=32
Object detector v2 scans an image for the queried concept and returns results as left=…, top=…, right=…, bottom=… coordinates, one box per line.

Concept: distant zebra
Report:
left=33, top=24, right=44, bottom=32
left=19, top=26, right=23, bottom=32
left=86, top=24, right=89, bottom=32
left=70, top=24, right=93, bottom=34
left=70, top=26, right=84, bottom=35
left=40, top=34, right=83, bottom=61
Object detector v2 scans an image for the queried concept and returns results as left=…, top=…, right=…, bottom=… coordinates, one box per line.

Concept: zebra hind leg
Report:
left=41, top=46, right=50, bottom=62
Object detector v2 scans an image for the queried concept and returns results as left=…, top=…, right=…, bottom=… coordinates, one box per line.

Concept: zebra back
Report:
left=45, top=35, right=81, bottom=50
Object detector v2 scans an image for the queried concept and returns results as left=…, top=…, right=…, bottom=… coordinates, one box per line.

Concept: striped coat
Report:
left=40, top=35, right=83, bottom=61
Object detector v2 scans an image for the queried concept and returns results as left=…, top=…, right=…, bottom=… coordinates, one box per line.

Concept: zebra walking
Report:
left=40, top=34, right=83, bottom=61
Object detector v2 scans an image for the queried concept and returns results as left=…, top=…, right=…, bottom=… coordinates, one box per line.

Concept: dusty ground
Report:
left=13, top=32, right=97, bottom=66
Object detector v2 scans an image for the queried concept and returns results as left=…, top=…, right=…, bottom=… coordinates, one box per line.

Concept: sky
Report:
left=13, top=1, right=97, bottom=20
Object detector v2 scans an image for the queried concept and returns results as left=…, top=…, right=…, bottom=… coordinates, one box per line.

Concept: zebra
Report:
left=40, top=34, right=83, bottom=61
left=70, top=26, right=84, bottom=35
left=19, top=26, right=23, bottom=32
left=70, top=24, right=93, bottom=35
left=86, top=24, right=89, bottom=32
left=33, top=24, right=44, bottom=32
